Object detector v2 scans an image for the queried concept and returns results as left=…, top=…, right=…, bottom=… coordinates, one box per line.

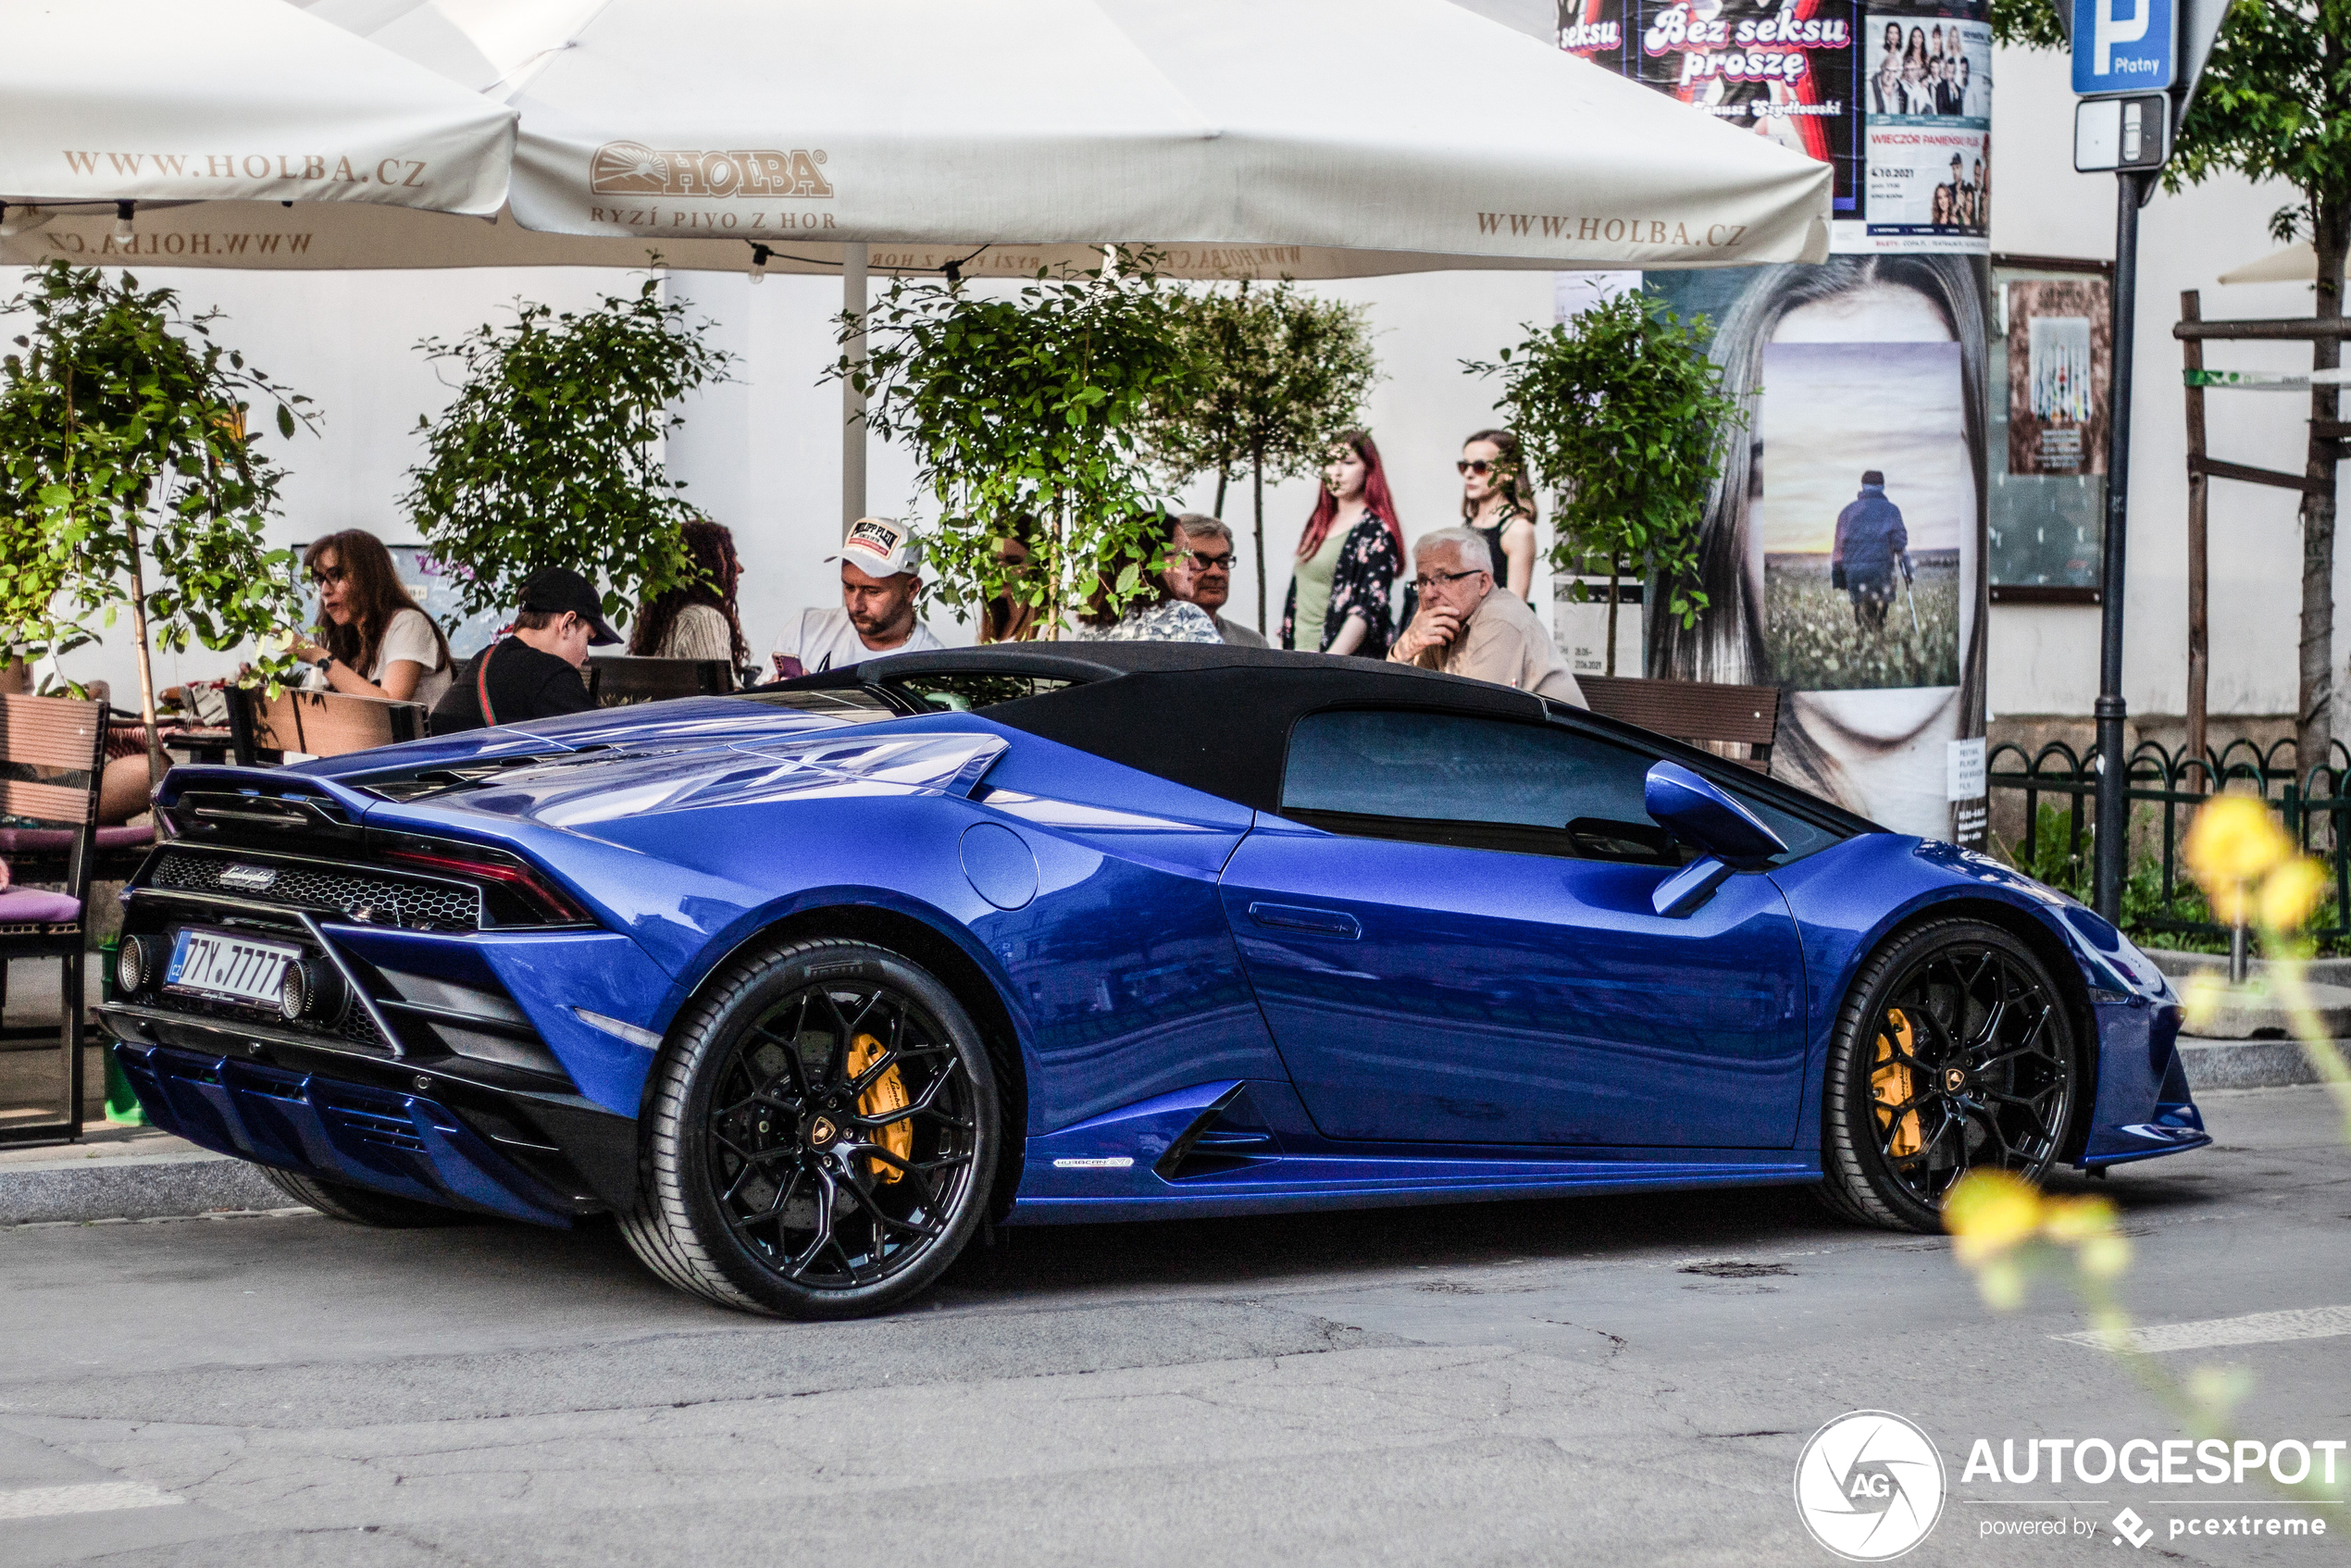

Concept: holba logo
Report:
left=1795, top=1412, right=1947, bottom=1561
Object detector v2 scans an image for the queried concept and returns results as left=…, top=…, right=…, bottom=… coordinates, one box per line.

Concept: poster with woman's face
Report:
left=1648, top=256, right=1991, bottom=843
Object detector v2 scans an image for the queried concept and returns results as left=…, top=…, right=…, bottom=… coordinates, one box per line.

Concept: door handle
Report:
left=1247, top=902, right=1362, bottom=940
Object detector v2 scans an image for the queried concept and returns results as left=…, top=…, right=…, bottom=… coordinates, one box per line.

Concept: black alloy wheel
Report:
left=621, top=939, right=999, bottom=1318
left=1819, top=918, right=2081, bottom=1232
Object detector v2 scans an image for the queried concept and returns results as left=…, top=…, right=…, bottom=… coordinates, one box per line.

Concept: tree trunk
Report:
left=2298, top=198, right=2347, bottom=789
left=1603, top=554, right=1622, bottom=678
left=123, top=516, right=164, bottom=787
left=1251, top=444, right=1268, bottom=634
left=1213, top=468, right=1228, bottom=521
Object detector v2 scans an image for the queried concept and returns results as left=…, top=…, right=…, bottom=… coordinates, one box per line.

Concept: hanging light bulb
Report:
left=748, top=243, right=772, bottom=284
left=0, top=204, right=52, bottom=239
left=113, top=201, right=135, bottom=243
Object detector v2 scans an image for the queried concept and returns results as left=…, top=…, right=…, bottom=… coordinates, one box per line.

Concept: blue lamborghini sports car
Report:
left=101, top=643, right=2208, bottom=1317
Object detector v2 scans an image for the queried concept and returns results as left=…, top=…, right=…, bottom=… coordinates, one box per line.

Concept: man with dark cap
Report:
left=430, top=566, right=621, bottom=733
left=1832, top=470, right=1909, bottom=636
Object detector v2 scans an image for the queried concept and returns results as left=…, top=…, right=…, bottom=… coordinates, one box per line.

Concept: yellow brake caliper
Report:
left=846, top=1032, right=912, bottom=1184
left=1872, top=1009, right=1922, bottom=1158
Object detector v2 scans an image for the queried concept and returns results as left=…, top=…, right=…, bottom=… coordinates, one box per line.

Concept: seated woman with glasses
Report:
left=292, top=529, right=454, bottom=709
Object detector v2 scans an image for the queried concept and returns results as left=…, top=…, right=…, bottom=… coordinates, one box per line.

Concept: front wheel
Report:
left=1819, top=919, right=2082, bottom=1232
left=619, top=939, right=1000, bottom=1318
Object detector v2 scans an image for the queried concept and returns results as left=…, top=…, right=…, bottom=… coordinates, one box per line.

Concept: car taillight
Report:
left=381, top=846, right=591, bottom=927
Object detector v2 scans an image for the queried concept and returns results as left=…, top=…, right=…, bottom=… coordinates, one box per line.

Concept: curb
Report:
left=1, top=1149, right=289, bottom=1227
left=2177, top=1037, right=2325, bottom=1091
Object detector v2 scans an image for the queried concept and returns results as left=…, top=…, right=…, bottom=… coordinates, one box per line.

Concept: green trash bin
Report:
left=97, top=937, right=147, bottom=1126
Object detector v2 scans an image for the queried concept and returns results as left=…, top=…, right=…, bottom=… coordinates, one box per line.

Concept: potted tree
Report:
left=0, top=260, right=314, bottom=775
left=839, top=257, right=1196, bottom=637
left=1466, top=289, right=1742, bottom=675
left=402, top=277, right=733, bottom=626
left=1150, top=280, right=1379, bottom=633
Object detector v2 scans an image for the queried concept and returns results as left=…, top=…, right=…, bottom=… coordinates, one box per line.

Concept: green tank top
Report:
left=1291, top=521, right=1350, bottom=651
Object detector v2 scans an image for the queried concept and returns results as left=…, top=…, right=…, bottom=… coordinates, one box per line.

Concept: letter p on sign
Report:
left=2073, top=0, right=2176, bottom=93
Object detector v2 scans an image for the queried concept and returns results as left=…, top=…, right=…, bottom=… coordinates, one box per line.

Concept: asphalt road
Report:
left=3, top=1086, right=2345, bottom=1568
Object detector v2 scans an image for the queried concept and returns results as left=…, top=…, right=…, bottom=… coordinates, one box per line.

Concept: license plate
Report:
left=165, top=928, right=302, bottom=1008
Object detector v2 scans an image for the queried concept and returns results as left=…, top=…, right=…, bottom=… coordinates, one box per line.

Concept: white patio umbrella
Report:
left=0, top=0, right=515, bottom=239
left=6, top=0, right=1831, bottom=280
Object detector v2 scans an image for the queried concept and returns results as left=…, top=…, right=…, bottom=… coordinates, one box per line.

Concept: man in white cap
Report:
left=770, top=517, right=947, bottom=678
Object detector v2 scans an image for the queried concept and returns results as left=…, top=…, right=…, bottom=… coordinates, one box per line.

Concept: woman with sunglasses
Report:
left=1459, top=429, right=1538, bottom=602
left=292, top=529, right=454, bottom=708
left=1281, top=431, right=1404, bottom=658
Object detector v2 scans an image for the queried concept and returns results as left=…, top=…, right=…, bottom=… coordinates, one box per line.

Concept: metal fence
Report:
left=1986, top=737, right=2351, bottom=946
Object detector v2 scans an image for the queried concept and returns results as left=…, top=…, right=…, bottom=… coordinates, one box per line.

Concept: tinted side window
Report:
left=1279, top=709, right=1680, bottom=863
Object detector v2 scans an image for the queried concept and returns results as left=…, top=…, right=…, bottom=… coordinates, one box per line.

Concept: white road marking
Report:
left=2059, top=1304, right=2351, bottom=1353
left=0, top=1481, right=185, bottom=1520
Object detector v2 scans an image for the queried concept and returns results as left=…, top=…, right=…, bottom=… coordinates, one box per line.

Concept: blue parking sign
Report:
left=2073, top=0, right=2177, bottom=93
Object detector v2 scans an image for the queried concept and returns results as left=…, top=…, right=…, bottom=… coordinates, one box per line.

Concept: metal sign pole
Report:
left=2094, top=170, right=2147, bottom=921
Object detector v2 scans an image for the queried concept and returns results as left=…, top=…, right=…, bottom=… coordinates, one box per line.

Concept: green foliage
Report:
left=1465, top=288, right=1742, bottom=632
left=402, top=279, right=731, bottom=624
left=838, top=260, right=1196, bottom=635
left=1992, top=0, right=2351, bottom=249
left=1764, top=554, right=1961, bottom=689
left=0, top=259, right=312, bottom=696
left=1149, top=280, right=1379, bottom=628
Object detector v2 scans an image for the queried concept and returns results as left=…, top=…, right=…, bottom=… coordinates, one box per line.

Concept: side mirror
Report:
left=1644, top=760, right=1787, bottom=868
left=1644, top=761, right=1787, bottom=917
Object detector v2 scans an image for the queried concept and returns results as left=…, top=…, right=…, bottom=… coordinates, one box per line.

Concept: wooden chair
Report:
left=0, top=692, right=105, bottom=1145
left=586, top=656, right=735, bottom=707
left=227, top=685, right=427, bottom=765
left=1577, top=675, right=1782, bottom=773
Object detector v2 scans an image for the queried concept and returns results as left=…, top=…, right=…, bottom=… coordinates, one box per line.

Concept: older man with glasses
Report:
left=1387, top=527, right=1584, bottom=703
left=1162, top=514, right=1267, bottom=647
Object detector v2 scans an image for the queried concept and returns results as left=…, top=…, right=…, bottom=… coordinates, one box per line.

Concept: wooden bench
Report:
left=586, top=656, right=735, bottom=707
left=1576, top=676, right=1782, bottom=772
left=227, top=685, right=427, bottom=765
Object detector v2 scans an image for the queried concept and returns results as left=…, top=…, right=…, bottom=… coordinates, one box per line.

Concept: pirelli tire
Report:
left=619, top=937, right=1001, bottom=1320
left=1819, top=917, right=2083, bottom=1233
left=261, top=1167, right=470, bottom=1227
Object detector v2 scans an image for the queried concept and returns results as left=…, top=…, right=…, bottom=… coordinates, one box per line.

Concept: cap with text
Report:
left=828, top=517, right=922, bottom=579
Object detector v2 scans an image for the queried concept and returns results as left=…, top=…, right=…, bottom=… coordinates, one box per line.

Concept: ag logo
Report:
left=1793, top=1411, right=1946, bottom=1561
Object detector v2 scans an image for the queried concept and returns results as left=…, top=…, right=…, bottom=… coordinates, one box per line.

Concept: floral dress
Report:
left=1281, top=514, right=1401, bottom=657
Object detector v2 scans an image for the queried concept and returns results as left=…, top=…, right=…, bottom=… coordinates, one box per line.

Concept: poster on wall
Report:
left=1643, top=257, right=1991, bottom=843
left=1987, top=264, right=2108, bottom=594
left=1858, top=4, right=1991, bottom=252
left=1559, top=0, right=1864, bottom=219
left=2003, top=276, right=2109, bottom=476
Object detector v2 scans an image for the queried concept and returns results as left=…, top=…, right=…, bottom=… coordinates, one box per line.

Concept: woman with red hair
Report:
left=1280, top=431, right=1404, bottom=657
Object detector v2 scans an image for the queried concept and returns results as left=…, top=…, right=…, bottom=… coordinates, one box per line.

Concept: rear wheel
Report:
left=262, top=1168, right=467, bottom=1227
left=1820, top=919, right=2081, bottom=1232
left=619, top=939, right=998, bottom=1319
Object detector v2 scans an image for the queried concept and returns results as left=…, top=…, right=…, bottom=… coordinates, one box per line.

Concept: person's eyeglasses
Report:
left=1183, top=550, right=1236, bottom=570
left=309, top=566, right=346, bottom=588
left=1456, top=459, right=1495, bottom=476
left=1412, top=568, right=1484, bottom=591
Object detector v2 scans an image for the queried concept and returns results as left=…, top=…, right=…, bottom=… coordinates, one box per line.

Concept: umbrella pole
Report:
left=842, top=242, right=868, bottom=535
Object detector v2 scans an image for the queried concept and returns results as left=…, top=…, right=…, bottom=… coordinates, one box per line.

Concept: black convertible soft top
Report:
left=776, top=642, right=1872, bottom=835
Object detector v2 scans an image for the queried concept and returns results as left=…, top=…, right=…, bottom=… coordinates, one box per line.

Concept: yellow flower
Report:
left=2038, top=1193, right=2119, bottom=1243
left=2181, top=971, right=2229, bottom=1034
left=1944, top=1169, right=2044, bottom=1263
left=2183, top=795, right=2292, bottom=912
left=2258, top=856, right=2328, bottom=933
